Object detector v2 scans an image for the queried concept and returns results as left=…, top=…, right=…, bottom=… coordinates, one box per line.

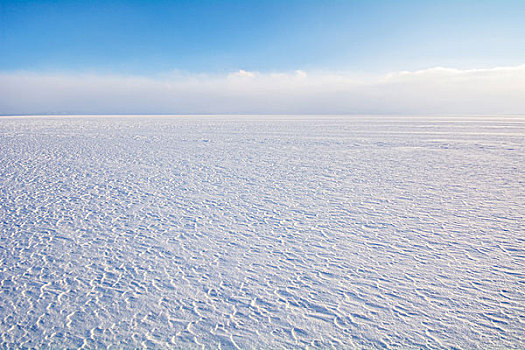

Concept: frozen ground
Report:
left=0, top=115, right=523, bottom=349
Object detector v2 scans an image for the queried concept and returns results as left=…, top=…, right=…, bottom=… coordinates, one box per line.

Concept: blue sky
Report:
left=2, top=0, right=524, bottom=74
left=1, top=0, right=524, bottom=114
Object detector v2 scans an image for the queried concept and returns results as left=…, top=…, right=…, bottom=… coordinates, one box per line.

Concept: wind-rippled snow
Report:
left=0, top=115, right=523, bottom=349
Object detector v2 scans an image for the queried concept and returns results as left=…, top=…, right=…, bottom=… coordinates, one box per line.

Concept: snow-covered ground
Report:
left=0, top=115, right=523, bottom=349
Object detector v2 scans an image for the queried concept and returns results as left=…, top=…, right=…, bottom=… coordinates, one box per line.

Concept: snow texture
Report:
left=0, top=115, right=524, bottom=348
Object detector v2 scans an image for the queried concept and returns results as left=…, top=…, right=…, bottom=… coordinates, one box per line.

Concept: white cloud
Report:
left=0, top=65, right=524, bottom=115
left=228, top=69, right=256, bottom=79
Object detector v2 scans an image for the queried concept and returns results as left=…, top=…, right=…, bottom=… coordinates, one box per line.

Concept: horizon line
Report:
left=2, top=113, right=525, bottom=119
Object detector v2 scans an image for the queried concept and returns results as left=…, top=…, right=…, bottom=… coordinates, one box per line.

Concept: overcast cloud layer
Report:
left=1, top=65, right=524, bottom=115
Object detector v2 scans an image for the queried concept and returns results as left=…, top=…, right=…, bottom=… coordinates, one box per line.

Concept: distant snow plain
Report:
left=0, top=115, right=523, bottom=349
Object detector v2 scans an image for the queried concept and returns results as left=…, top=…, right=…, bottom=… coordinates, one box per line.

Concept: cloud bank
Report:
left=1, top=65, right=524, bottom=115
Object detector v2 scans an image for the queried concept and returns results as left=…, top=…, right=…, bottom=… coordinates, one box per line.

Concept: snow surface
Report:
left=0, top=115, right=523, bottom=349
